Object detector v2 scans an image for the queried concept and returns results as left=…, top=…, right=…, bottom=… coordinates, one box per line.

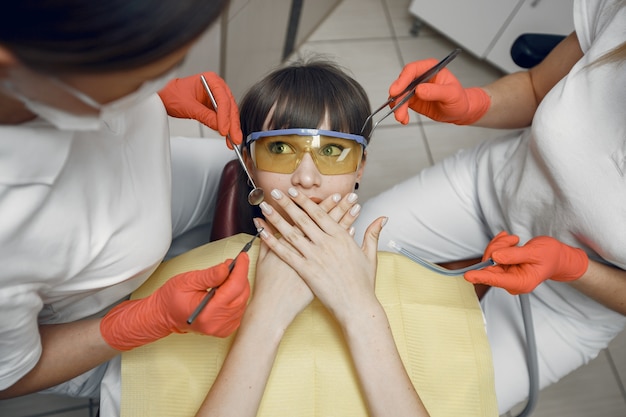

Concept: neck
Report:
left=0, top=90, right=36, bottom=124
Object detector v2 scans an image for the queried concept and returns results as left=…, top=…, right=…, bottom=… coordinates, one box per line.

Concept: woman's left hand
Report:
left=157, top=72, right=242, bottom=147
left=255, top=188, right=387, bottom=325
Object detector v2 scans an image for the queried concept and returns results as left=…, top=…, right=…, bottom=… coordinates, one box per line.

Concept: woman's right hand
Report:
left=389, top=58, right=490, bottom=125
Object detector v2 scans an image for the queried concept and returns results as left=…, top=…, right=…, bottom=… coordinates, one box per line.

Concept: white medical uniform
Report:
left=354, top=0, right=626, bottom=413
left=0, top=94, right=233, bottom=415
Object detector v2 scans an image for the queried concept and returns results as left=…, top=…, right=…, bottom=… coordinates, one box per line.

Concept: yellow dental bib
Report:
left=121, top=233, right=497, bottom=416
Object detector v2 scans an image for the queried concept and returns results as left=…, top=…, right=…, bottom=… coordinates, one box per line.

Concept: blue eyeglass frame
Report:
left=246, top=128, right=368, bottom=148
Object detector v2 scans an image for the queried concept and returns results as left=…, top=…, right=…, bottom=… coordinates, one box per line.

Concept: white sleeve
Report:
left=574, top=0, right=622, bottom=53
left=0, top=284, right=44, bottom=390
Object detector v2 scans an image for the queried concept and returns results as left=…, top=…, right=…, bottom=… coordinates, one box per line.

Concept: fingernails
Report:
left=271, top=189, right=283, bottom=200
left=287, top=187, right=298, bottom=197
left=348, top=227, right=355, bottom=237
left=349, top=204, right=361, bottom=216
left=259, top=228, right=269, bottom=239
left=259, top=202, right=273, bottom=215
left=347, top=193, right=358, bottom=203
left=332, top=193, right=341, bottom=203
left=381, top=216, right=388, bottom=227
left=253, top=218, right=261, bottom=229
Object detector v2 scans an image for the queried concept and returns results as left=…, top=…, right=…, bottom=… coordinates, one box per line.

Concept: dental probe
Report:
left=187, top=229, right=262, bottom=324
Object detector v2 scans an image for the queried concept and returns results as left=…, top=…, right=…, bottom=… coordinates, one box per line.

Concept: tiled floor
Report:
left=2, top=0, right=624, bottom=416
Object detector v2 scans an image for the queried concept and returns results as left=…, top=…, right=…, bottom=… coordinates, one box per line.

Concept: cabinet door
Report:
left=486, top=0, right=574, bottom=73
left=408, top=0, right=521, bottom=57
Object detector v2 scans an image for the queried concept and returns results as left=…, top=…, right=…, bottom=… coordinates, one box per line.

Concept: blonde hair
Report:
left=592, top=42, right=626, bottom=67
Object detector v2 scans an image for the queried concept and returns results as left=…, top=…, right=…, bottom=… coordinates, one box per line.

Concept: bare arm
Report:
left=340, top=300, right=428, bottom=417
left=570, top=260, right=626, bottom=315
left=475, top=32, right=583, bottom=129
left=0, top=319, right=118, bottom=399
left=195, top=300, right=291, bottom=417
left=196, top=276, right=309, bottom=417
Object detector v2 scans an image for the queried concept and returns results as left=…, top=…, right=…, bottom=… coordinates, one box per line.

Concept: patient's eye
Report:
left=319, top=144, right=344, bottom=157
left=268, top=141, right=295, bottom=154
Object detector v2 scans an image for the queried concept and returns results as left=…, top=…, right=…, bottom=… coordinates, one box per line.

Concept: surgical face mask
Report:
left=2, top=65, right=179, bottom=131
left=247, top=128, right=367, bottom=175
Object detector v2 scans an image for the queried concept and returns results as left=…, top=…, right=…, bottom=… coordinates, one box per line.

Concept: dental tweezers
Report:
left=360, top=48, right=462, bottom=139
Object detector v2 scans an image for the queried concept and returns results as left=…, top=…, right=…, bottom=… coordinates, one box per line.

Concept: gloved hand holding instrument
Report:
left=158, top=71, right=243, bottom=148
left=388, top=53, right=491, bottom=126
left=362, top=48, right=462, bottom=138
left=465, top=231, right=589, bottom=295
left=100, top=254, right=250, bottom=351
left=187, top=230, right=261, bottom=324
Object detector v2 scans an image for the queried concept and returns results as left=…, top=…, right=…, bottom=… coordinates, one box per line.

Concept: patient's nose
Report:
left=291, top=153, right=322, bottom=188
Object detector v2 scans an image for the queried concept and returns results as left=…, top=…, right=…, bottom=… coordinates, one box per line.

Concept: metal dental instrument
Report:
left=360, top=48, right=462, bottom=139
left=187, top=229, right=263, bottom=325
left=200, top=75, right=265, bottom=205
left=388, top=239, right=494, bottom=276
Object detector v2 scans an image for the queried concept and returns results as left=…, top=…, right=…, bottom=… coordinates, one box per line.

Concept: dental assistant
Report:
left=0, top=1, right=250, bottom=416
left=353, top=0, right=625, bottom=413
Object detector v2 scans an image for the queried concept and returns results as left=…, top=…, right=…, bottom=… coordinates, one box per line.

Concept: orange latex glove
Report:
left=100, top=254, right=250, bottom=351
left=389, top=58, right=491, bottom=125
left=465, top=231, right=589, bottom=295
left=158, top=72, right=242, bottom=148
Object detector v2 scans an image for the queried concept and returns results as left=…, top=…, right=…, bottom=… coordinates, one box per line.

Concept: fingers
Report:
left=415, top=78, right=459, bottom=103
left=392, top=103, right=411, bottom=125
left=263, top=188, right=341, bottom=243
left=200, top=72, right=243, bottom=147
left=201, top=72, right=230, bottom=136
left=215, top=253, right=251, bottom=305
left=318, top=192, right=361, bottom=230
left=361, top=216, right=387, bottom=264
left=389, top=58, right=439, bottom=96
left=389, top=59, right=439, bottom=125
left=464, top=268, right=524, bottom=295
left=190, top=102, right=220, bottom=131
left=254, top=217, right=306, bottom=271
left=317, top=193, right=342, bottom=216
left=186, top=262, right=230, bottom=290
left=483, top=231, right=519, bottom=261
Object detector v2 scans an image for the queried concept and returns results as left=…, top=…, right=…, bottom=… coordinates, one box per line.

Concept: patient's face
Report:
left=246, top=121, right=365, bottom=224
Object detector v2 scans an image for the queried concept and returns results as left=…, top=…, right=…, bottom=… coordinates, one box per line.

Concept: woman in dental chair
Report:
left=119, top=59, right=498, bottom=417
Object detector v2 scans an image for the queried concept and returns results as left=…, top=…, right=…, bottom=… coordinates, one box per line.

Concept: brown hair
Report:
left=0, top=0, right=227, bottom=74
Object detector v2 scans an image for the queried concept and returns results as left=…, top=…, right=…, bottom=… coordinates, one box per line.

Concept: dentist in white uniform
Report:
left=354, top=0, right=626, bottom=413
left=0, top=1, right=251, bottom=416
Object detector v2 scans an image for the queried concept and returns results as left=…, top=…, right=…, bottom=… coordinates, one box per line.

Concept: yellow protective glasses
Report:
left=246, top=128, right=367, bottom=175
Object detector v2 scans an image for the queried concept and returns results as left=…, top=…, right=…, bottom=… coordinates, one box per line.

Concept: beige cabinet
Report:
left=409, top=0, right=574, bottom=73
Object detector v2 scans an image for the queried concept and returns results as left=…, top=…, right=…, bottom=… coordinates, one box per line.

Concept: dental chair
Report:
left=210, top=159, right=257, bottom=242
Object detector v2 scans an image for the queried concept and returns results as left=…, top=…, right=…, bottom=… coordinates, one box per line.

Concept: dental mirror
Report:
left=200, top=75, right=264, bottom=205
